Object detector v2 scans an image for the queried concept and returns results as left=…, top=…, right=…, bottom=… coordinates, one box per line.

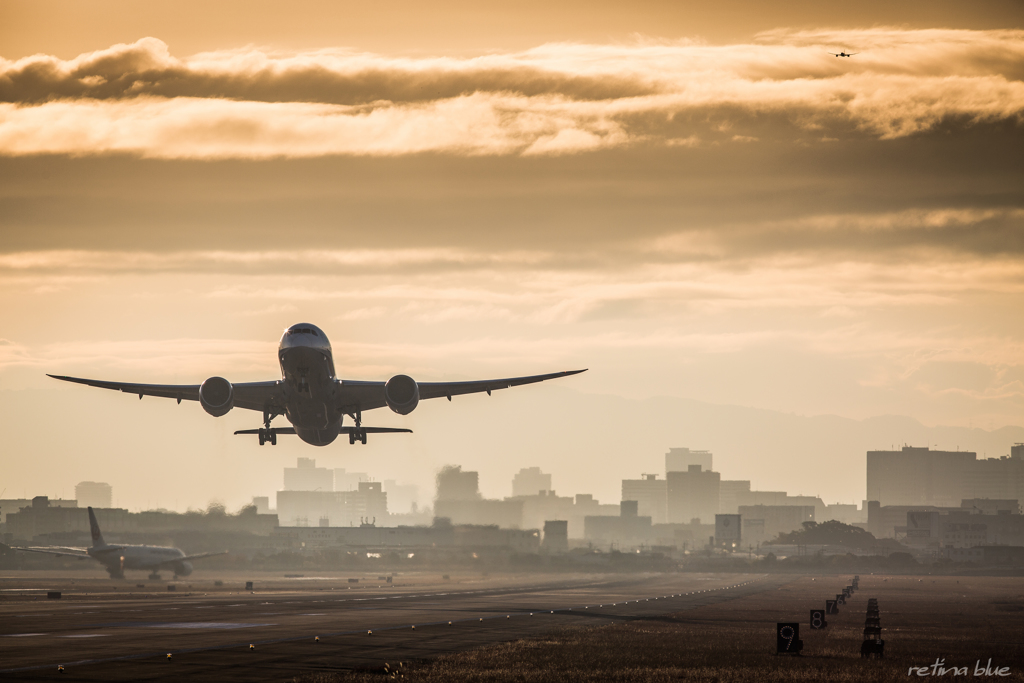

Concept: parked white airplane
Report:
left=15, top=507, right=224, bottom=579
left=50, top=322, right=586, bottom=446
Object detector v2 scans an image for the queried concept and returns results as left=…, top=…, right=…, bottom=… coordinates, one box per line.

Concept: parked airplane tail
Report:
left=88, top=507, right=105, bottom=547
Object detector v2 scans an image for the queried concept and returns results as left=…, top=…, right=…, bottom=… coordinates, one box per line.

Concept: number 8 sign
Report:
left=776, top=622, right=803, bottom=654
left=810, top=609, right=827, bottom=629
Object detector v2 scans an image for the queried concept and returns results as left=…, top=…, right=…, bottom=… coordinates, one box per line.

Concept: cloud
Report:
left=0, top=30, right=1021, bottom=158
left=4, top=248, right=1020, bottom=327
left=0, top=248, right=553, bottom=274
left=0, top=337, right=274, bottom=375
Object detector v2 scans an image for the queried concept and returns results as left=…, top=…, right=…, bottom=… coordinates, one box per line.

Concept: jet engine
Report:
left=384, top=374, right=419, bottom=415
left=172, top=561, right=194, bottom=577
left=199, top=376, right=233, bottom=417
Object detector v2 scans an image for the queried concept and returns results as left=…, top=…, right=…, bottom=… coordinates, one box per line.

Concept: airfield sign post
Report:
left=776, top=623, right=803, bottom=655
left=826, top=599, right=838, bottom=615
left=810, top=609, right=827, bottom=629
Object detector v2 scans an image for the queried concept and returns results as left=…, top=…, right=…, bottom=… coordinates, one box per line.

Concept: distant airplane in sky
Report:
left=14, top=507, right=223, bottom=579
left=50, top=323, right=586, bottom=446
left=829, top=51, right=858, bottom=57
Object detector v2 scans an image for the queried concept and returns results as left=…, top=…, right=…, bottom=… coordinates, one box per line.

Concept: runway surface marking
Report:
left=0, top=575, right=772, bottom=678
left=139, top=622, right=276, bottom=629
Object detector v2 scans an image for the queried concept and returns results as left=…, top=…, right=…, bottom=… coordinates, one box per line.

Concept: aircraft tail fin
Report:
left=88, top=507, right=105, bottom=548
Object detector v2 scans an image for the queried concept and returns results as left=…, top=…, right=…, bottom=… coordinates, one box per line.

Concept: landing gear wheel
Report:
left=347, top=411, right=367, bottom=445
left=269, top=432, right=277, bottom=446
left=259, top=431, right=266, bottom=446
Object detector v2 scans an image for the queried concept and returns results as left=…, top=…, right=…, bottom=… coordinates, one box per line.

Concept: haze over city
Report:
left=1, top=1, right=1022, bottom=513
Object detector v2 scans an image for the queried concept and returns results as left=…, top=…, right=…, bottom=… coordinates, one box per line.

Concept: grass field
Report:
left=295, top=575, right=1024, bottom=682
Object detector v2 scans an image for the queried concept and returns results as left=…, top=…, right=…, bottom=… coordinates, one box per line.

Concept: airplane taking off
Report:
left=14, top=507, right=224, bottom=579
left=50, top=323, right=586, bottom=446
left=828, top=51, right=858, bottom=57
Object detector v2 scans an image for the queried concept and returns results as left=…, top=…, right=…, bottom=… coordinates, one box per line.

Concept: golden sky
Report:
left=1, top=1, right=1022, bottom=511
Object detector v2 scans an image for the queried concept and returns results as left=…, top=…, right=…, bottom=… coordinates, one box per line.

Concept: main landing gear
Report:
left=258, top=409, right=279, bottom=446
left=348, top=411, right=367, bottom=445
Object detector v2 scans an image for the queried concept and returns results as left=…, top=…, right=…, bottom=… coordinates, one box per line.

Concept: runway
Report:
left=1, top=571, right=779, bottom=681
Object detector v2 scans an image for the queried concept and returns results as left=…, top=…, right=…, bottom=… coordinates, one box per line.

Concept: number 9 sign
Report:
left=776, top=622, right=803, bottom=654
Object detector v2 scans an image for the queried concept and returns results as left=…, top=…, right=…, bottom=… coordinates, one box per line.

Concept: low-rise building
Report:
left=737, top=505, right=814, bottom=545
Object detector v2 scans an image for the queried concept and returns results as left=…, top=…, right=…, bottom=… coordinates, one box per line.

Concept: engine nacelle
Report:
left=385, top=374, right=419, bottom=415
left=199, top=376, right=233, bottom=417
left=172, top=561, right=193, bottom=577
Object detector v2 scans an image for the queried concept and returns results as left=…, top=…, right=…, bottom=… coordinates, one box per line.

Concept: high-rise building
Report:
left=583, top=501, right=652, bottom=547
left=542, top=520, right=568, bottom=552
left=512, top=467, right=552, bottom=497
left=436, top=466, right=480, bottom=501
left=516, top=490, right=575, bottom=534
left=866, top=446, right=1024, bottom=507
left=75, top=481, right=112, bottom=509
left=334, top=468, right=370, bottom=491
left=284, top=458, right=333, bottom=492
left=718, top=480, right=751, bottom=514
left=383, top=480, right=419, bottom=514
left=276, top=482, right=388, bottom=527
left=621, top=474, right=668, bottom=524
left=666, top=465, right=720, bottom=524
left=354, top=481, right=388, bottom=524
left=867, top=447, right=975, bottom=506
left=666, top=447, right=713, bottom=473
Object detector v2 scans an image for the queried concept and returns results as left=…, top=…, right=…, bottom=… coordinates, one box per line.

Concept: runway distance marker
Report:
left=776, top=623, right=803, bottom=655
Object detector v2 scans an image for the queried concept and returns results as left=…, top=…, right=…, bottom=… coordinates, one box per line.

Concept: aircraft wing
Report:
left=14, top=546, right=93, bottom=559
left=162, top=551, right=228, bottom=565
left=334, top=369, right=586, bottom=413
left=47, top=375, right=283, bottom=412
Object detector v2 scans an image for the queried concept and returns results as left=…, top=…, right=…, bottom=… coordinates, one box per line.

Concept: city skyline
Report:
left=1, top=2, right=1022, bottom=512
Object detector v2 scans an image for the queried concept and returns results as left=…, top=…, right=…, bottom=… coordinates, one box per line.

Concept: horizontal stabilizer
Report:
left=234, top=427, right=296, bottom=435
left=234, top=426, right=412, bottom=437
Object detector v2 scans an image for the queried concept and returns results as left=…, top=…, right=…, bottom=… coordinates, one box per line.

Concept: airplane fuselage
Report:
left=89, top=544, right=192, bottom=576
left=278, top=324, right=344, bottom=445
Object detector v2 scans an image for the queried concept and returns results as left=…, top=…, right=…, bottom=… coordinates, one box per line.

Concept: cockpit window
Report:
left=288, top=327, right=318, bottom=336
